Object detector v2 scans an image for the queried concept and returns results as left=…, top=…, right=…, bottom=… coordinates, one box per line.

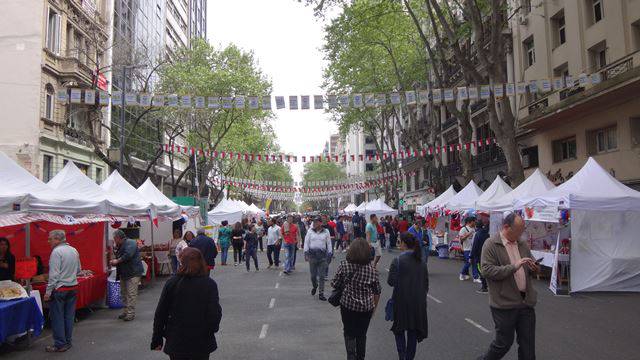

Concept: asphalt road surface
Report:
left=3, top=249, right=640, bottom=359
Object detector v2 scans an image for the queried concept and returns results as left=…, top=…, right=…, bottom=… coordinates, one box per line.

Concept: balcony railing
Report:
left=473, top=145, right=505, bottom=168
left=470, top=99, right=487, bottom=114
left=441, top=116, right=457, bottom=130
left=527, top=97, right=548, bottom=116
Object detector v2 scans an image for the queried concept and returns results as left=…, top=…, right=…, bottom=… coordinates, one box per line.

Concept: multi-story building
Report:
left=512, top=0, right=640, bottom=189
left=188, top=0, right=206, bottom=41
left=344, top=128, right=379, bottom=204
left=165, top=0, right=189, bottom=56
left=0, top=0, right=113, bottom=183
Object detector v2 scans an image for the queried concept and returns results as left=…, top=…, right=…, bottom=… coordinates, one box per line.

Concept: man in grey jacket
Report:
left=478, top=212, right=539, bottom=360
left=44, top=230, right=81, bottom=353
left=110, top=230, right=144, bottom=321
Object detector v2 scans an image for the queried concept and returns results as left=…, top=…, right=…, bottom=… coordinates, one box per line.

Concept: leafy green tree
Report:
left=301, top=161, right=346, bottom=211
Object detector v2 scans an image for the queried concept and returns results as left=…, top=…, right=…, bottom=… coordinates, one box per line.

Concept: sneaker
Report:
left=234, top=263, right=238, bottom=266
left=118, top=313, right=126, bottom=320
left=473, top=278, right=482, bottom=284
left=311, top=287, right=317, bottom=296
left=318, top=294, right=327, bottom=301
left=255, top=268, right=259, bottom=272
left=476, top=289, right=489, bottom=294
left=267, top=264, right=272, bottom=269
left=459, top=274, right=466, bottom=281
left=45, top=345, right=70, bottom=353
left=123, top=315, right=135, bottom=321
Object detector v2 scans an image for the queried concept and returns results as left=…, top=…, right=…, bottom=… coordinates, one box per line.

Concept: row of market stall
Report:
left=342, top=199, right=399, bottom=218
left=207, top=198, right=265, bottom=225
left=415, top=157, right=640, bottom=294
left=0, top=151, right=200, bottom=343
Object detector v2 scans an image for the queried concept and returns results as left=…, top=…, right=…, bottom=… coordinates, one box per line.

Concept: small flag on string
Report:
left=289, top=96, right=299, bottom=109
left=591, top=72, right=602, bottom=84
left=275, top=96, right=285, bottom=109
left=70, top=89, right=82, bottom=104
left=553, top=77, right=564, bottom=90
left=493, top=84, right=504, bottom=98
left=541, top=79, right=552, bottom=92
left=480, top=85, right=491, bottom=99
left=234, top=95, right=245, bottom=108
left=457, top=87, right=468, bottom=101
left=180, top=95, right=191, bottom=108
left=443, top=88, right=454, bottom=102
left=405, top=90, right=417, bottom=105
left=389, top=92, right=401, bottom=105
left=468, top=87, right=478, bottom=100
left=301, top=95, right=310, bottom=109
left=418, top=90, right=429, bottom=104
left=516, top=82, right=527, bottom=94
left=99, top=91, right=110, bottom=105
left=505, top=84, right=515, bottom=97
left=195, top=96, right=205, bottom=108
left=261, top=96, right=272, bottom=110
left=353, top=93, right=364, bottom=108
left=528, top=80, right=538, bottom=93
left=314, top=95, right=324, bottom=109
left=376, top=93, right=387, bottom=106
left=57, top=89, right=69, bottom=103
left=364, top=93, right=375, bottom=107
left=339, top=94, right=350, bottom=108
left=432, top=89, right=442, bottom=103
left=248, top=96, right=259, bottom=109
left=84, top=90, right=96, bottom=105
left=153, top=94, right=165, bottom=107
left=327, top=95, right=338, bottom=109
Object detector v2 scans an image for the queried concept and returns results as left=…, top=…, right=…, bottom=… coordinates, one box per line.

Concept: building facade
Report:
left=0, top=0, right=113, bottom=183
left=512, top=0, right=640, bottom=189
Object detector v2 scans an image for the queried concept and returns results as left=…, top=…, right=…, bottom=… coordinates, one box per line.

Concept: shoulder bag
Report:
left=385, top=258, right=401, bottom=321
left=328, top=266, right=357, bottom=307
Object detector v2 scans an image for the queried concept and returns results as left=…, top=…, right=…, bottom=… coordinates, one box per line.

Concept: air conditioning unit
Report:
left=519, top=15, right=528, bottom=26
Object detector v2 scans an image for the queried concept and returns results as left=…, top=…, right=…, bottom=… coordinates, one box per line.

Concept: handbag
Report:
left=385, top=258, right=401, bottom=321
left=328, top=267, right=357, bottom=307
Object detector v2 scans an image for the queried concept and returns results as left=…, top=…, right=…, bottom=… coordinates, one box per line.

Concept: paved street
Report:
left=3, top=249, right=640, bottom=360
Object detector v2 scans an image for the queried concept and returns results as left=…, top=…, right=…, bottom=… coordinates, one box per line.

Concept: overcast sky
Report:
left=207, top=0, right=338, bottom=182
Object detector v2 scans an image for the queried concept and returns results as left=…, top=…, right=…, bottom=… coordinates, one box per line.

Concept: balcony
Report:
left=470, top=99, right=487, bottom=114
left=58, top=57, right=94, bottom=86
left=518, top=51, right=640, bottom=129
left=473, top=145, right=505, bottom=168
left=441, top=116, right=457, bottom=131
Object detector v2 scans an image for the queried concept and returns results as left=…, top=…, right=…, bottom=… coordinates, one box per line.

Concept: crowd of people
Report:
left=24, top=208, right=540, bottom=360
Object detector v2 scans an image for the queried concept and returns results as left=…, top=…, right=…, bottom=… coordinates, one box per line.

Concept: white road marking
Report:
left=465, top=318, right=491, bottom=333
left=279, top=272, right=283, bottom=277
left=269, top=298, right=276, bottom=309
left=275, top=282, right=280, bottom=289
left=259, top=324, right=269, bottom=339
left=427, top=294, right=443, bottom=304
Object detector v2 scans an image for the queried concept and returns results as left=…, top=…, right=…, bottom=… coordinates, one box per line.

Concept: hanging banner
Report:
left=301, top=95, right=310, bottom=109
left=523, top=206, right=559, bottom=223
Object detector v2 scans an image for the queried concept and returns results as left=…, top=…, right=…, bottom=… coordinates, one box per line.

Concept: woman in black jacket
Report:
left=0, top=238, right=15, bottom=281
left=151, top=248, right=222, bottom=360
left=387, top=232, right=429, bottom=360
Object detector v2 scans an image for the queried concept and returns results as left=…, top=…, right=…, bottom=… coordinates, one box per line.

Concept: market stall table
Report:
left=32, top=273, right=107, bottom=310
left=0, top=297, right=44, bottom=343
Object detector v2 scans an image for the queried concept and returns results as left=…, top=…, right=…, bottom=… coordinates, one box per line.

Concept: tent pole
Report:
left=150, top=221, right=156, bottom=281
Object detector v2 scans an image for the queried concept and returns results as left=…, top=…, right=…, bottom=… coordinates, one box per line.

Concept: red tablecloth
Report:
left=32, top=273, right=107, bottom=310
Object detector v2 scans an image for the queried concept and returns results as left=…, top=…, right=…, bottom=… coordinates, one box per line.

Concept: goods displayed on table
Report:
left=0, top=280, right=28, bottom=300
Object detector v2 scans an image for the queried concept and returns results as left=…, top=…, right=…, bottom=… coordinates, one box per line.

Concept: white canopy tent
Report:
left=137, top=179, right=182, bottom=219
left=515, top=158, right=640, bottom=292
left=362, top=198, right=398, bottom=218
left=0, top=152, right=108, bottom=225
left=247, top=203, right=265, bottom=216
left=477, top=169, right=555, bottom=212
left=473, top=176, right=512, bottom=208
left=443, top=181, right=484, bottom=211
left=343, top=203, right=357, bottom=214
left=100, top=171, right=153, bottom=218
left=416, top=185, right=457, bottom=216
left=208, top=198, right=244, bottom=225
left=354, top=201, right=368, bottom=213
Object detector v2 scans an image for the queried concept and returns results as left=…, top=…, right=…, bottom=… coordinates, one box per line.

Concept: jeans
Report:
left=258, top=236, right=264, bottom=252
left=120, top=276, right=140, bottom=318
left=308, top=255, right=328, bottom=295
left=422, top=247, right=429, bottom=264
left=169, top=255, right=178, bottom=274
left=483, top=307, right=536, bottom=360
left=461, top=250, right=479, bottom=278
left=341, top=307, right=372, bottom=360
left=284, top=243, right=296, bottom=272
left=267, top=244, right=281, bottom=266
left=293, top=246, right=297, bottom=267
left=50, top=290, right=77, bottom=348
left=232, top=241, right=243, bottom=264
left=395, top=330, right=418, bottom=360
left=245, top=247, right=258, bottom=270
left=220, top=243, right=230, bottom=264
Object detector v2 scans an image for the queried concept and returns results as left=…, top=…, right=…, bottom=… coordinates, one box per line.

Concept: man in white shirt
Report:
left=304, top=216, right=333, bottom=301
left=459, top=216, right=478, bottom=281
left=266, top=219, right=282, bottom=268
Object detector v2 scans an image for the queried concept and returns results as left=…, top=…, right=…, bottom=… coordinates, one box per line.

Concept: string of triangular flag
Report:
left=162, top=139, right=496, bottom=163
left=55, top=72, right=603, bottom=110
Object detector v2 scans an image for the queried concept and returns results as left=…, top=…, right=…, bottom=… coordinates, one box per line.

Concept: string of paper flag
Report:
left=56, top=72, right=603, bottom=110
left=162, top=138, right=496, bottom=163
left=215, top=170, right=414, bottom=194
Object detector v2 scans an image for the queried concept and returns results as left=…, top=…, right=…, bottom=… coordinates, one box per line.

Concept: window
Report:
left=365, top=136, right=375, bottom=144
left=552, top=136, right=577, bottom=162
left=46, top=7, right=61, bottom=54
left=43, top=155, right=53, bottom=182
left=552, top=12, right=566, bottom=48
left=589, top=42, right=607, bottom=70
left=588, top=126, right=617, bottom=154
left=633, top=21, right=640, bottom=51
left=67, top=104, right=87, bottom=129
left=95, top=167, right=103, bottom=184
left=592, top=0, right=603, bottom=23
left=45, top=84, right=54, bottom=120
left=521, top=146, right=539, bottom=169
left=414, top=169, right=420, bottom=190
left=365, top=163, right=375, bottom=172
left=521, top=0, right=531, bottom=15
left=523, top=36, right=535, bottom=67
left=75, top=162, right=89, bottom=175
